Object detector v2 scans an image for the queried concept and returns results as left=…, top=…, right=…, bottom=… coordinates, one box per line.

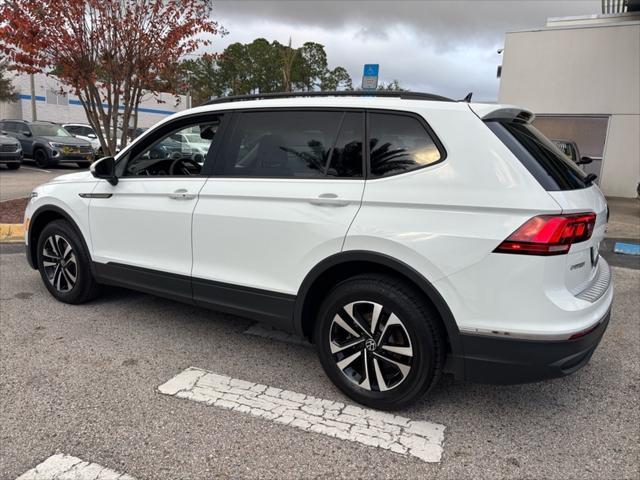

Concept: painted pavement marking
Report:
left=243, top=323, right=312, bottom=347
left=16, top=453, right=135, bottom=480
left=158, top=367, right=446, bottom=463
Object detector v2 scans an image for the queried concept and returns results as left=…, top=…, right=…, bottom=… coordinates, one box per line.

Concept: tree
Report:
left=183, top=38, right=353, bottom=101
left=0, top=0, right=221, bottom=155
left=377, top=80, right=406, bottom=92
left=180, top=55, right=221, bottom=106
left=322, top=67, right=353, bottom=91
left=0, top=63, right=17, bottom=102
left=279, top=38, right=299, bottom=93
left=295, top=42, right=328, bottom=91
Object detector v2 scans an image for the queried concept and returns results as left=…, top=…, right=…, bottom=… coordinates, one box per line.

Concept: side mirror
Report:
left=22, top=130, right=32, bottom=137
left=90, top=156, right=118, bottom=186
left=87, top=133, right=97, bottom=139
left=577, top=156, right=594, bottom=165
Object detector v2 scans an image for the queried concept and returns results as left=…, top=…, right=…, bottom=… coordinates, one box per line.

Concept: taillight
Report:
left=494, top=213, right=596, bottom=256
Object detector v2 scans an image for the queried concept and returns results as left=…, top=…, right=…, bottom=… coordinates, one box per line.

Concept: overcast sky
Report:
left=208, top=0, right=600, bottom=100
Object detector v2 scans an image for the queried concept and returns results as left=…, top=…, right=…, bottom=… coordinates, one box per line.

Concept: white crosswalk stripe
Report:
left=243, top=323, right=312, bottom=347
left=158, top=367, right=446, bottom=463
left=16, top=454, right=135, bottom=480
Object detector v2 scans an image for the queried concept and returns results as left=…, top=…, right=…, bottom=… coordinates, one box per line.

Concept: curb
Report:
left=0, top=223, right=24, bottom=243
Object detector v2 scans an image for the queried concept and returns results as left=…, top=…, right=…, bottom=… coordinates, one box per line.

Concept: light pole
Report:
left=29, top=73, right=37, bottom=121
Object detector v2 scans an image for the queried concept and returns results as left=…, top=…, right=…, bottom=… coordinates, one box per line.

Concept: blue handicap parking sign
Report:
left=364, top=64, right=379, bottom=77
left=362, top=64, right=379, bottom=90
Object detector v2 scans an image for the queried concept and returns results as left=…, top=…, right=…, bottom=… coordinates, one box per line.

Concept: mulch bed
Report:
left=0, top=197, right=29, bottom=223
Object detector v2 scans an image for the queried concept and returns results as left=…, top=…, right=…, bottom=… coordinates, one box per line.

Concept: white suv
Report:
left=24, top=92, right=612, bottom=410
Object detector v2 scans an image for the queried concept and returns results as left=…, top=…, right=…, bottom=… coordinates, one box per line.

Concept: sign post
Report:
left=361, top=64, right=379, bottom=91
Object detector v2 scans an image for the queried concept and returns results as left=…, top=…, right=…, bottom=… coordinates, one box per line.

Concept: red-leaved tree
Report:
left=0, top=0, right=221, bottom=155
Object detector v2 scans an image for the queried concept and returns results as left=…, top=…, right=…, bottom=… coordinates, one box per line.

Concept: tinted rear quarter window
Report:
left=368, top=113, right=442, bottom=178
left=486, top=121, right=590, bottom=191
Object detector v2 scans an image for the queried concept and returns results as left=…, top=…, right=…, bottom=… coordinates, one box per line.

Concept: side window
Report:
left=122, top=116, right=222, bottom=177
left=216, top=110, right=345, bottom=178
left=15, top=123, right=29, bottom=135
left=65, top=126, right=78, bottom=135
left=368, top=113, right=442, bottom=178
left=327, top=112, right=364, bottom=178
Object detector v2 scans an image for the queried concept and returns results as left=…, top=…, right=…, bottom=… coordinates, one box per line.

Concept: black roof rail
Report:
left=203, top=90, right=455, bottom=106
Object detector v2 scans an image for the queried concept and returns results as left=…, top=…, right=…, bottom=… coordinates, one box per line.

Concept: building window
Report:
left=45, top=88, right=70, bottom=106
left=45, top=89, right=57, bottom=105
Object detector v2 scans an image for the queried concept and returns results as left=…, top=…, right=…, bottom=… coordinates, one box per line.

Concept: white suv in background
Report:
left=23, top=92, right=612, bottom=410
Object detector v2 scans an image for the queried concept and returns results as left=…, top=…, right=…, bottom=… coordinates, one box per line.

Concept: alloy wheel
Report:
left=41, top=234, right=77, bottom=292
left=329, top=301, right=414, bottom=392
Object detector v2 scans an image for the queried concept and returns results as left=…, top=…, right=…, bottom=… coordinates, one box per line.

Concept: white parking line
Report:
left=21, top=166, right=52, bottom=173
left=158, top=367, right=446, bottom=463
left=243, top=323, right=312, bottom=347
left=16, top=453, right=135, bottom=480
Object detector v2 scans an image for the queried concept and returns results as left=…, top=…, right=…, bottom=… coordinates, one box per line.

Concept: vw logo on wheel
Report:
left=365, top=338, right=377, bottom=352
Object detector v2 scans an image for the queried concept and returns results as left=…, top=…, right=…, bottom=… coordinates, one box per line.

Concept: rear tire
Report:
left=36, top=220, right=100, bottom=304
left=314, top=274, right=446, bottom=410
left=34, top=148, right=51, bottom=168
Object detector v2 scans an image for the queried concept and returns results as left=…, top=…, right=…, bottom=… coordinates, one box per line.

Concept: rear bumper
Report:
left=458, top=308, right=610, bottom=384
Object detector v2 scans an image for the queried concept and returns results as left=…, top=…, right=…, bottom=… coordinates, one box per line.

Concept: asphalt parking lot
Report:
left=0, top=164, right=84, bottom=201
left=0, top=244, right=638, bottom=479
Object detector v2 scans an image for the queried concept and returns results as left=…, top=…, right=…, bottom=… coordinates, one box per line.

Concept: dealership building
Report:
left=0, top=73, right=186, bottom=130
left=498, top=10, right=640, bottom=198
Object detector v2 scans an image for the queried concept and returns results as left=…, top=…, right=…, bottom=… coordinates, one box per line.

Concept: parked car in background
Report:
left=23, top=91, right=612, bottom=409
left=62, top=123, right=126, bottom=157
left=170, top=131, right=212, bottom=156
left=62, top=123, right=101, bottom=153
left=0, top=119, right=93, bottom=168
left=0, top=133, right=23, bottom=170
left=551, top=138, right=596, bottom=167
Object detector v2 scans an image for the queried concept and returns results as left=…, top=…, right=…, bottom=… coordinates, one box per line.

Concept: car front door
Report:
left=192, top=109, right=366, bottom=329
left=88, top=113, right=226, bottom=300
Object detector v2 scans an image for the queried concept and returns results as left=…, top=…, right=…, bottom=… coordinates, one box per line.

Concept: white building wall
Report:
left=499, top=20, right=640, bottom=198
left=0, top=73, right=186, bottom=129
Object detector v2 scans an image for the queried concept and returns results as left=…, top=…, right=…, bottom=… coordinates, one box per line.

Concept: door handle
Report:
left=308, top=193, right=350, bottom=207
left=168, top=188, right=196, bottom=200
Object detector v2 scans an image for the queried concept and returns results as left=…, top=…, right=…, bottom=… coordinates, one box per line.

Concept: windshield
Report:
left=31, top=124, right=72, bottom=137
left=486, top=121, right=590, bottom=191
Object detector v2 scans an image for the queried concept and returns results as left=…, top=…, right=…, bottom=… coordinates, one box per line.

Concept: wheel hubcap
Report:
left=329, top=301, right=413, bottom=392
left=42, top=235, right=77, bottom=292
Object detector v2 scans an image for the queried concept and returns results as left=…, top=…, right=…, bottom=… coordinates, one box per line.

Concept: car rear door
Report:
left=191, top=109, right=365, bottom=329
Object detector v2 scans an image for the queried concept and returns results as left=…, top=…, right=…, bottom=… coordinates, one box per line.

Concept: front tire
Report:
left=34, top=148, right=51, bottom=168
left=314, top=274, right=446, bottom=410
left=36, top=220, right=99, bottom=304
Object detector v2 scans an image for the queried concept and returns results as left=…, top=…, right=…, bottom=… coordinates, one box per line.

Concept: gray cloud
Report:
left=210, top=0, right=601, bottom=100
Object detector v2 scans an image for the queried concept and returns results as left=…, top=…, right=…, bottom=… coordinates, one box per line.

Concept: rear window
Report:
left=486, top=121, right=590, bottom=191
